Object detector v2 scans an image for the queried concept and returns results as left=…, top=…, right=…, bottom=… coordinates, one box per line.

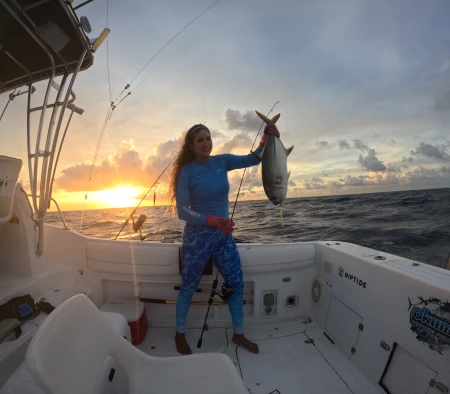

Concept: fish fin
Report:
left=285, top=145, right=294, bottom=156
left=288, top=170, right=291, bottom=179
left=270, top=114, right=280, bottom=124
left=255, top=110, right=281, bottom=125
left=255, top=110, right=271, bottom=124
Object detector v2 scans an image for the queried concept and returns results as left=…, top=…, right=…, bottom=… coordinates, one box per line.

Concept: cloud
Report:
left=304, top=177, right=326, bottom=190
left=55, top=138, right=182, bottom=192
left=403, top=165, right=450, bottom=183
left=352, top=139, right=369, bottom=152
left=338, top=139, right=369, bottom=152
left=410, top=142, right=450, bottom=161
left=214, top=132, right=254, bottom=154
left=143, top=135, right=185, bottom=184
left=339, top=140, right=351, bottom=150
left=301, top=166, right=450, bottom=191
left=358, top=149, right=387, bottom=172
left=228, top=165, right=261, bottom=194
left=55, top=129, right=266, bottom=199
left=108, top=140, right=143, bottom=169
left=225, top=109, right=262, bottom=132
left=210, top=129, right=226, bottom=139
left=316, top=140, right=329, bottom=148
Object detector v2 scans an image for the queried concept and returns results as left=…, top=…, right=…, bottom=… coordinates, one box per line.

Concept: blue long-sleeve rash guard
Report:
left=176, top=151, right=261, bottom=225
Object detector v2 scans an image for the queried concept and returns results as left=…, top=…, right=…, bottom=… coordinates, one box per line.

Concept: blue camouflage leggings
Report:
left=176, top=225, right=244, bottom=334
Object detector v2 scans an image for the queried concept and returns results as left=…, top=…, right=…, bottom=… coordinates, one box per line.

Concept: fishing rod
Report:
left=140, top=297, right=252, bottom=306
left=173, top=285, right=252, bottom=301
left=113, top=157, right=175, bottom=240
left=197, top=101, right=279, bottom=348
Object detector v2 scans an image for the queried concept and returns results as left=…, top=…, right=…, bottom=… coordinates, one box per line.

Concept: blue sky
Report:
left=1, top=0, right=450, bottom=209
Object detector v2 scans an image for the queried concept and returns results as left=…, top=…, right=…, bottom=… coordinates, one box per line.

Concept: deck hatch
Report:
left=324, top=296, right=363, bottom=356
left=379, top=342, right=437, bottom=394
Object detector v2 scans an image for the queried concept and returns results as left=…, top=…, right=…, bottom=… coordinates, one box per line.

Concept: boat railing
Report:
left=1, top=0, right=109, bottom=256
left=27, top=194, right=69, bottom=230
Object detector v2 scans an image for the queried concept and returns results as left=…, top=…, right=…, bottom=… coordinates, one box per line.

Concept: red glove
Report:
left=259, top=124, right=280, bottom=148
left=206, top=215, right=235, bottom=236
left=264, top=124, right=280, bottom=137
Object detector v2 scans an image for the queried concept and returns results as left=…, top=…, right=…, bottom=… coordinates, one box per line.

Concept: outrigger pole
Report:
left=197, top=101, right=279, bottom=348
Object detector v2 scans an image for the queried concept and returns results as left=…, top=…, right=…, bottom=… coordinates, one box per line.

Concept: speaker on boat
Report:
left=311, top=277, right=327, bottom=305
left=0, top=156, right=22, bottom=224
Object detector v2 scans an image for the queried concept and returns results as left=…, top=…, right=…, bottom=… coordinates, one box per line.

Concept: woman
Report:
left=169, top=122, right=279, bottom=355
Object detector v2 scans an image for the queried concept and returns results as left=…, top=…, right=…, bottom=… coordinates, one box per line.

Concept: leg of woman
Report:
left=176, top=226, right=214, bottom=354
left=211, top=234, right=259, bottom=354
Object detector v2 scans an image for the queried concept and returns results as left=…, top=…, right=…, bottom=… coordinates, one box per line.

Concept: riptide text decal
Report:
left=338, top=267, right=367, bottom=289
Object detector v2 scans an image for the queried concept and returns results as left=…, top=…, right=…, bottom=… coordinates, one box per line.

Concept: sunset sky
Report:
left=1, top=0, right=450, bottom=211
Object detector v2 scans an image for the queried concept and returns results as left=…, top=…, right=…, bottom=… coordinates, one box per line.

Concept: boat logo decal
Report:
left=337, top=267, right=367, bottom=289
left=408, top=296, right=450, bottom=354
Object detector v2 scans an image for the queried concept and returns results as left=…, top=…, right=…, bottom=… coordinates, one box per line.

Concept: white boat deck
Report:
left=137, top=320, right=380, bottom=394
left=1, top=318, right=380, bottom=394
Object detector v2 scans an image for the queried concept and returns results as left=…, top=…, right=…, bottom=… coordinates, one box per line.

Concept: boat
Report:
left=1, top=1, right=449, bottom=393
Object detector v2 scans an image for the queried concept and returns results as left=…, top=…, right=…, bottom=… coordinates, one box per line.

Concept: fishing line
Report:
left=114, top=0, right=221, bottom=104
left=81, top=2, right=221, bottom=231
left=130, top=0, right=263, bottom=95
left=113, top=157, right=175, bottom=240
left=197, top=101, right=279, bottom=348
left=80, top=106, right=113, bottom=231
left=106, top=0, right=112, bottom=103
left=229, top=100, right=279, bottom=219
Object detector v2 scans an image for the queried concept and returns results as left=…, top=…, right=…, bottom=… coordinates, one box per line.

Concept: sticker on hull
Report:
left=408, top=297, right=450, bottom=354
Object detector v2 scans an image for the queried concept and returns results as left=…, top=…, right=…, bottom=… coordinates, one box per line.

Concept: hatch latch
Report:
left=430, top=379, right=449, bottom=393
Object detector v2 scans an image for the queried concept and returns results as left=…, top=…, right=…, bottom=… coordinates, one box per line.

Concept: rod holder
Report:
left=91, top=28, right=110, bottom=52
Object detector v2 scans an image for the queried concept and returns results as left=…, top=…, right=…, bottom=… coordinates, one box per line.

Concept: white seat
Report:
left=101, top=311, right=131, bottom=342
left=25, top=295, right=249, bottom=394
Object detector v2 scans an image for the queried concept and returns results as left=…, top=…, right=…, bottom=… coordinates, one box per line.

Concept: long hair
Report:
left=169, top=124, right=210, bottom=210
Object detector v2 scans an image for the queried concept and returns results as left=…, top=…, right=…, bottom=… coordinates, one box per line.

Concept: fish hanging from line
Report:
left=252, top=110, right=293, bottom=207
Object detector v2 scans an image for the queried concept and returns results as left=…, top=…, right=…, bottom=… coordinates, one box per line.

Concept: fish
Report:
left=252, top=110, right=294, bottom=206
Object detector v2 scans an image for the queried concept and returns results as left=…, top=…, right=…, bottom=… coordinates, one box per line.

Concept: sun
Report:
left=91, top=187, right=141, bottom=208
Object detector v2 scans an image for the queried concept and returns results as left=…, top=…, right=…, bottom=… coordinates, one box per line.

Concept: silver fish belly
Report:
left=253, top=135, right=293, bottom=206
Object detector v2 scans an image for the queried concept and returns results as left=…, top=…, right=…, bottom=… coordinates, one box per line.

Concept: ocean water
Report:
left=46, top=188, right=450, bottom=268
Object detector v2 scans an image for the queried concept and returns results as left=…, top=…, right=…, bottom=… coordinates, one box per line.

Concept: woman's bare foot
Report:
left=232, top=333, right=259, bottom=354
left=175, top=332, right=192, bottom=355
